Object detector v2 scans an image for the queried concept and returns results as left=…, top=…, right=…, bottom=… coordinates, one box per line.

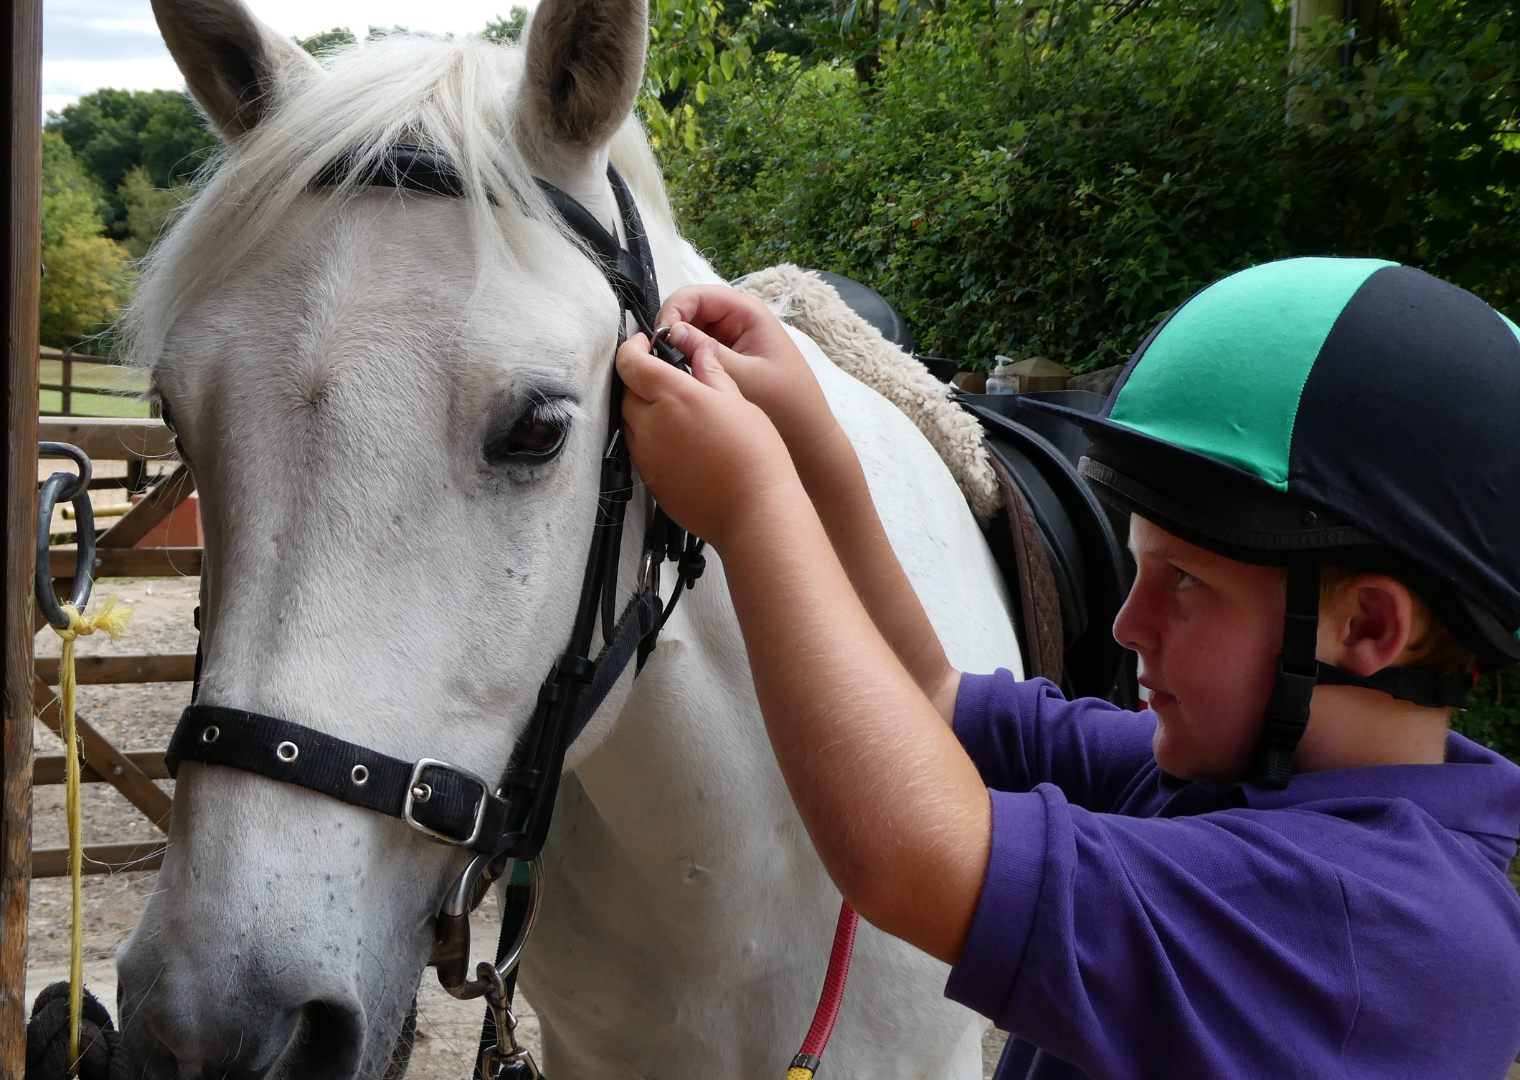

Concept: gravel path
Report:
left=26, top=575, right=1009, bottom=1077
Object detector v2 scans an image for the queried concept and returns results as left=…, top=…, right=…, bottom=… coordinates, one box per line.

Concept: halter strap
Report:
left=165, top=590, right=663, bottom=851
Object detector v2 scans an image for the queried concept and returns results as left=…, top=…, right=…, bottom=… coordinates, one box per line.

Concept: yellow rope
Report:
left=50, top=598, right=131, bottom=1076
left=785, top=1070, right=815, bottom=1080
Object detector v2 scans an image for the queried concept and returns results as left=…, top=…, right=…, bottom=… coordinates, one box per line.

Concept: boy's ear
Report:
left=1317, top=574, right=1418, bottom=676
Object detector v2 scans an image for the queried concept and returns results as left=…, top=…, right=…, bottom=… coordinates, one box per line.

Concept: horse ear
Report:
left=520, top=0, right=647, bottom=153
left=151, top=0, right=320, bottom=139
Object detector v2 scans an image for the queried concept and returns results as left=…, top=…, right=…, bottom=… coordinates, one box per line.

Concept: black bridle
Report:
left=162, top=150, right=705, bottom=1012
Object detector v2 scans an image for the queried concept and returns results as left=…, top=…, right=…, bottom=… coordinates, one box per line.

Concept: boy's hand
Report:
left=656, top=286, right=841, bottom=465
left=617, top=331, right=802, bottom=552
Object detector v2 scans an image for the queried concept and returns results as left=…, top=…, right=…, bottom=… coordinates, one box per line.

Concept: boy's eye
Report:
left=1173, top=566, right=1201, bottom=590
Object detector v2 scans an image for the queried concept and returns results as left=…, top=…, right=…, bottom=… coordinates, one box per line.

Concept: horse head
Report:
left=116, top=0, right=669, bottom=1074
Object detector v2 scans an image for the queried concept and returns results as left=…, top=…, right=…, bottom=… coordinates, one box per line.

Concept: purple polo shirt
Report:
left=947, top=670, right=1520, bottom=1080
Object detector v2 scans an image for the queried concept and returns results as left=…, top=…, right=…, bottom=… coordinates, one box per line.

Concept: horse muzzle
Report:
left=115, top=949, right=368, bottom=1080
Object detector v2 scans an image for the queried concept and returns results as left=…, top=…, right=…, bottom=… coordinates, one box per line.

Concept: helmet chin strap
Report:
left=1252, top=555, right=1323, bottom=789
left=1250, top=553, right=1473, bottom=788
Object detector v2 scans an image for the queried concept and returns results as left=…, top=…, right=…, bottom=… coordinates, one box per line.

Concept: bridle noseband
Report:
left=163, top=148, right=705, bottom=1000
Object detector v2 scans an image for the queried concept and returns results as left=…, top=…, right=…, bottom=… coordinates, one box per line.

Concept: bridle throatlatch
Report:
left=162, top=151, right=706, bottom=1080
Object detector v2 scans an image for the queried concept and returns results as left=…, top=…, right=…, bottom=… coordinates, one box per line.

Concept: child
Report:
left=615, top=257, right=1520, bottom=1079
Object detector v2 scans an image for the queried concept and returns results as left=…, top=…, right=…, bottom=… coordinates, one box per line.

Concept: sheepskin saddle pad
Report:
left=732, top=264, right=1001, bottom=524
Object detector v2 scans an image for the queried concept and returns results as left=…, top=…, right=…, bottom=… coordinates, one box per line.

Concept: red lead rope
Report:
left=786, top=901, right=859, bottom=1079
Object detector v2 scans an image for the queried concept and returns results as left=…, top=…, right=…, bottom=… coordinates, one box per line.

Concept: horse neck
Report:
left=566, top=222, right=797, bottom=878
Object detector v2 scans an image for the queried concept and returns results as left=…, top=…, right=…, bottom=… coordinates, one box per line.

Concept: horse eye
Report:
left=484, top=408, right=568, bottom=465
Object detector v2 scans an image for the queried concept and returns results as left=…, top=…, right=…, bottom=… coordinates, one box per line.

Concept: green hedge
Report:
left=649, top=0, right=1520, bottom=757
left=1456, top=672, right=1520, bottom=763
left=661, top=0, right=1520, bottom=371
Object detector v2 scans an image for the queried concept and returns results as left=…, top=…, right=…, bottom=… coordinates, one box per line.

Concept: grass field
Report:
left=38, top=358, right=152, bottom=418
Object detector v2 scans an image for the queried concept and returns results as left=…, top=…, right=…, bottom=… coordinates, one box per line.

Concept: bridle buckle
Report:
left=403, top=758, right=491, bottom=846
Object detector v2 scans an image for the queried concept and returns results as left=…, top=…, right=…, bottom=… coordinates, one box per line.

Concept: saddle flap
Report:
left=961, top=393, right=1134, bottom=702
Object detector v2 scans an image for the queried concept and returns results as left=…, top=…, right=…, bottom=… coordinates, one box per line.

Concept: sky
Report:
left=42, top=0, right=524, bottom=117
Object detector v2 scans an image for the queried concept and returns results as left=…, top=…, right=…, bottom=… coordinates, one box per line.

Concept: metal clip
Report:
left=650, top=325, right=691, bottom=373
left=638, top=548, right=661, bottom=596
left=479, top=962, right=543, bottom=1080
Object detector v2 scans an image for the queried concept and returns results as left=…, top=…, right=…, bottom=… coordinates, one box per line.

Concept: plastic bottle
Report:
left=986, top=355, right=1019, bottom=395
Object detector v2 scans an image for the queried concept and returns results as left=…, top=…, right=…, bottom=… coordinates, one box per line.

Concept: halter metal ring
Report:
left=442, top=857, right=543, bottom=1002
left=638, top=548, right=660, bottom=595
left=403, top=758, right=491, bottom=846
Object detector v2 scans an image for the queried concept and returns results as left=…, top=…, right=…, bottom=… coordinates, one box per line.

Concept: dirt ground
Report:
left=26, top=575, right=1009, bottom=1078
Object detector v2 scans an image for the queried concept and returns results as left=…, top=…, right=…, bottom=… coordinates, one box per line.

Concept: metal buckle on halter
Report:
left=403, top=758, right=491, bottom=846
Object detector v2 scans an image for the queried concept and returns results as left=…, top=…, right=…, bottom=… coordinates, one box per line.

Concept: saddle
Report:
left=736, top=267, right=1135, bottom=705
left=960, top=390, right=1133, bottom=704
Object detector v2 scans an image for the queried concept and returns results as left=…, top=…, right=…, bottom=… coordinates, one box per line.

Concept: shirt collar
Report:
left=1235, top=732, right=1520, bottom=865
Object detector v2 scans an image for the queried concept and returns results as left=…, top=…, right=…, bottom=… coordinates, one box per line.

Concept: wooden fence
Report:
left=31, top=418, right=198, bottom=877
left=38, top=346, right=151, bottom=419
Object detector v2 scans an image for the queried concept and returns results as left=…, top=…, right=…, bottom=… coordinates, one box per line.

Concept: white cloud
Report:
left=43, top=0, right=526, bottom=115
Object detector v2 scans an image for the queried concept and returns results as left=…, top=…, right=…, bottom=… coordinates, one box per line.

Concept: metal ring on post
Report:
left=35, top=441, right=96, bottom=629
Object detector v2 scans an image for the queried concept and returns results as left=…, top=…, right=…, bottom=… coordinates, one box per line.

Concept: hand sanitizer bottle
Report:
left=986, top=355, right=1019, bottom=395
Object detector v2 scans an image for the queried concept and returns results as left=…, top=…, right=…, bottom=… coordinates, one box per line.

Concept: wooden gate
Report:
left=31, top=418, right=198, bottom=878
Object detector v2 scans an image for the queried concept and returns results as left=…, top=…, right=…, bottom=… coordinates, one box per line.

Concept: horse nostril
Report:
left=124, top=997, right=364, bottom=1080
left=279, top=998, right=366, bottom=1078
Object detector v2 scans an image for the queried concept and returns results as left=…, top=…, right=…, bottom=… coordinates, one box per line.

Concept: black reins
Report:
left=162, top=151, right=706, bottom=1023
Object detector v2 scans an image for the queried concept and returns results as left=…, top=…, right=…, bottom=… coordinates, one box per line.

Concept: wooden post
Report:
left=2, top=0, right=44, bottom=1068
left=60, top=348, right=73, bottom=416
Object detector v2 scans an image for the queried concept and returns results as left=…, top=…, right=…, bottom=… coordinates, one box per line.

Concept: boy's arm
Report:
left=655, top=288, right=960, bottom=719
left=618, top=334, right=989, bottom=964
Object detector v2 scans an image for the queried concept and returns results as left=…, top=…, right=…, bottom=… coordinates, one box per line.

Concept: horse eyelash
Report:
left=529, top=396, right=582, bottom=427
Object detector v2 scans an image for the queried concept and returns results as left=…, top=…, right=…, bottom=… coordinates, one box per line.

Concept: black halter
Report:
left=164, top=148, right=705, bottom=953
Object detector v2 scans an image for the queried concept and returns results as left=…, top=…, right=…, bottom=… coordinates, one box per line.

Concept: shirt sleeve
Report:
left=953, top=669, right=1157, bottom=811
left=944, top=786, right=1360, bottom=1080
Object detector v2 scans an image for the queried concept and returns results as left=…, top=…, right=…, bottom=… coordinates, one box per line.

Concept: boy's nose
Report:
left=1112, top=581, right=1152, bottom=655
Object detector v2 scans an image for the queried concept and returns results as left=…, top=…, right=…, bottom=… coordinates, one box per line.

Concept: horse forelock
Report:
left=123, top=31, right=675, bottom=373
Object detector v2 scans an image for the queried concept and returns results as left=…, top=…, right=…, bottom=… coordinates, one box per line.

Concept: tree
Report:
left=117, top=166, right=191, bottom=259
left=483, top=8, right=529, bottom=43
left=297, top=27, right=358, bottom=55
left=47, top=88, right=217, bottom=233
left=39, top=132, right=132, bottom=348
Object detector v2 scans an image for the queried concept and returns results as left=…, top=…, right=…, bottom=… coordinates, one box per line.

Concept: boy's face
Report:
left=1113, top=515, right=1285, bottom=783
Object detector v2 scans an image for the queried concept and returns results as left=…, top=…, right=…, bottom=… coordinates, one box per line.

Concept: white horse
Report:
left=116, top=0, right=1022, bottom=1075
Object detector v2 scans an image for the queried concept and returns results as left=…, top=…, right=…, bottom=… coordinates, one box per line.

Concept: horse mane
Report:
left=124, top=32, right=676, bottom=370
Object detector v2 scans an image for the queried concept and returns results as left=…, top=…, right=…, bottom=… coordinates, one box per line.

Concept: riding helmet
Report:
left=1025, top=257, right=1520, bottom=786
